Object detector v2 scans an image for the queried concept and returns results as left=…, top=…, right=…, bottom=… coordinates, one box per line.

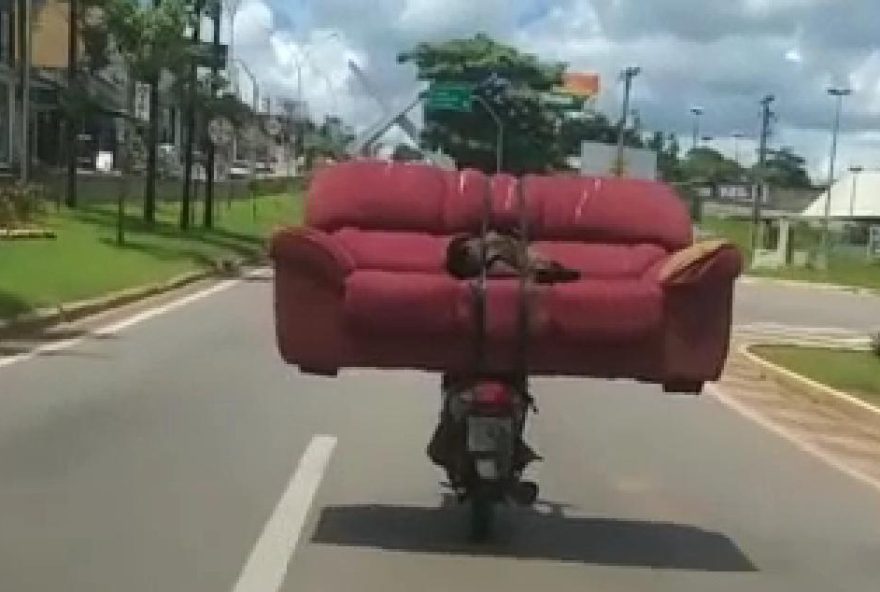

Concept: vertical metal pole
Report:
left=615, top=72, right=633, bottom=176
left=20, top=0, right=31, bottom=183
left=822, top=93, right=843, bottom=267
left=180, top=0, right=202, bottom=230
left=66, top=0, right=78, bottom=206
left=204, top=0, right=221, bottom=228
left=752, top=95, right=773, bottom=255
left=251, top=76, right=258, bottom=221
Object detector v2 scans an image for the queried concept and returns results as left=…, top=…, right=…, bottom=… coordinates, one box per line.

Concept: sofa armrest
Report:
left=656, top=239, right=742, bottom=287
left=270, top=227, right=355, bottom=291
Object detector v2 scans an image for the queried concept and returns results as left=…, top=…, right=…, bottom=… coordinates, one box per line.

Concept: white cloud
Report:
left=218, top=0, right=880, bottom=178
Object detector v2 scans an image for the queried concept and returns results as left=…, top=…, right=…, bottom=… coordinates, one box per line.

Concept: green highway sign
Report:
left=425, top=82, right=474, bottom=113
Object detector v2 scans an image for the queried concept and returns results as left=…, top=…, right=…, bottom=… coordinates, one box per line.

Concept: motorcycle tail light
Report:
left=473, top=381, right=514, bottom=411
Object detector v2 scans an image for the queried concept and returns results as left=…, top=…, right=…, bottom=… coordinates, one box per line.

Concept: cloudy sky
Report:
left=224, top=0, right=880, bottom=179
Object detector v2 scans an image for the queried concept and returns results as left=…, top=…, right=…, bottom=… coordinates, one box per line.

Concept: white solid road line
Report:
left=707, top=383, right=880, bottom=494
left=232, top=435, right=337, bottom=592
left=0, top=277, right=244, bottom=370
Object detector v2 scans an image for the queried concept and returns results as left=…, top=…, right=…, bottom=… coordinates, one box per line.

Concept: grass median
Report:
left=701, top=215, right=880, bottom=291
left=0, top=193, right=303, bottom=320
left=751, top=344, right=880, bottom=407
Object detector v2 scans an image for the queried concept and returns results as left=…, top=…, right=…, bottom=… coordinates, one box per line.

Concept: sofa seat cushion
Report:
left=547, top=279, right=662, bottom=341
left=344, top=271, right=469, bottom=336
left=533, top=241, right=667, bottom=278
left=334, top=229, right=451, bottom=273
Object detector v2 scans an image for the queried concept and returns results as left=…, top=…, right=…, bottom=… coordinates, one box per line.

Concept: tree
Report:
left=680, top=146, right=743, bottom=183
left=85, top=0, right=193, bottom=223
left=399, top=34, right=566, bottom=174
left=557, top=112, right=617, bottom=156
left=656, top=133, right=683, bottom=181
left=760, top=146, right=812, bottom=188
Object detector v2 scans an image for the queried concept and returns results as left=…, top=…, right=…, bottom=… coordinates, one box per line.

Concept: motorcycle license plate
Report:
left=467, top=417, right=513, bottom=453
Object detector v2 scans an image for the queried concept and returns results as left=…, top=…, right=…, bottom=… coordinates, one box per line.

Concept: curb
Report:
left=739, top=342, right=880, bottom=425
left=0, top=228, right=57, bottom=240
left=0, top=256, right=263, bottom=336
left=739, top=275, right=880, bottom=297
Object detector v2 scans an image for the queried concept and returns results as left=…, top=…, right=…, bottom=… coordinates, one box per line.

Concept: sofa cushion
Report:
left=308, top=160, right=448, bottom=232
left=533, top=241, right=667, bottom=278
left=334, top=229, right=450, bottom=273
left=547, top=279, right=662, bottom=341
left=344, top=271, right=470, bottom=336
left=525, top=175, right=693, bottom=250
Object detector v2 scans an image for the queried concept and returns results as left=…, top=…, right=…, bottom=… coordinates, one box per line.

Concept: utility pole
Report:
left=180, top=0, right=203, bottom=230
left=204, top=0, right=221, bottom=229
left=65, top=0, right=78, bottom=206
left=752, top=94, right=775, bottom=255
left=821, top=87, right=851, bottom=268
left=615, top=66, right=640, bottom=177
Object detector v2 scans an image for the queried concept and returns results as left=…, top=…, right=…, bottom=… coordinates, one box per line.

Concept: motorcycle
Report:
left=429, top=374, right=540, bottom=541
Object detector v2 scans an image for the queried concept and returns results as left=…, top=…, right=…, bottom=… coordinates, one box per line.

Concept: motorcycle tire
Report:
left=469, top=495, right=494, bottom=542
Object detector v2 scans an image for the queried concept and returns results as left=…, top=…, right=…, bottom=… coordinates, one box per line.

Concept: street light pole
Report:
left=689, top=106, right=703, bottom=152
left=615, top=66, right=641, bottom=177
left=474, top=95, right=504, bottom=173
left=751, top=94, right=775, bottom=255
left=822, top=86, right=851, bottom=268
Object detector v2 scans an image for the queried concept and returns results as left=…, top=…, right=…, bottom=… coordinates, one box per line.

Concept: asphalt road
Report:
left=1, top=277, right=879, bottom=591
left=735, top=278, right=880, bottom=331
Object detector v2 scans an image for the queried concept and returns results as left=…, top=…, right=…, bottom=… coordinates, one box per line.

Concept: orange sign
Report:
left=557, top=73, right=600, bottom=98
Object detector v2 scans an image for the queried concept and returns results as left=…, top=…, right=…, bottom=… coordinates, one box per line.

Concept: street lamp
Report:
left=615, top=66, right=641, bottom=177
left=474, top=73, right=510, bottom=173
left=821, top=86, right=852, bottom=267
left=689, top=106, right=704, bottom=151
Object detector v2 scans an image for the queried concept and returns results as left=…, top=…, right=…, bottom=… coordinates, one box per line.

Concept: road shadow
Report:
left=311, top=501, right=757, bottom=572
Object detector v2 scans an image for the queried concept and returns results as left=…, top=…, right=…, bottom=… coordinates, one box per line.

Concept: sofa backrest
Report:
left=523, top=175, right=692, bottom=250
left=307, top=160, right=487, bottom=234
left=306, top=160, right=692, bottom=249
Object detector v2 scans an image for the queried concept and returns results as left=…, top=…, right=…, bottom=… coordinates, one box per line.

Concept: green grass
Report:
left=702, top=215, right=880, bottom=291
left=752, top=344, right=880, bottom=405
left=0, top=193, right=303, bottom=319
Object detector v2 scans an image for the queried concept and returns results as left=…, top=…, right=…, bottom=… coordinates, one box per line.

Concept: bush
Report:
left=0, top=183, right=46, bottom=229
left=871, top=332, right=880, bottom=359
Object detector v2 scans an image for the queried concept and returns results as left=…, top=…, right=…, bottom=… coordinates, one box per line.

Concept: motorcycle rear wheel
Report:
left=469, top=495, right=494, bottom=542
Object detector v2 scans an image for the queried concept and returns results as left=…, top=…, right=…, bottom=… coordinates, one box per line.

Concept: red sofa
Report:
left=270, top=160, right=741, bottom=391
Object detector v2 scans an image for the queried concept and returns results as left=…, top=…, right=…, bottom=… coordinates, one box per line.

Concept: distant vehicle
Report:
left=229, top=161, right=251, bottom=179
left=256, top=161, right=273, bottom=174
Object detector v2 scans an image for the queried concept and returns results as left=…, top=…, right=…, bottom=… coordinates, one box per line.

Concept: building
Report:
left=0, top=0, right=184, bottom=175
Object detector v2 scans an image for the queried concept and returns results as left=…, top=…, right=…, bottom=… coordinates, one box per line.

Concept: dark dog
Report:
left=445, top=231, right=581, bottom=284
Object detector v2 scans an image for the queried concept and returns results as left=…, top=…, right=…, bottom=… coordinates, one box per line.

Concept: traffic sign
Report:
left=425, top=82, right=474, bottom=113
